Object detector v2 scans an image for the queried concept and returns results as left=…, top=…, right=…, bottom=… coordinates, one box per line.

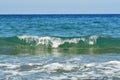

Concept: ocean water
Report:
left=0, top=14, right=120, bottom=80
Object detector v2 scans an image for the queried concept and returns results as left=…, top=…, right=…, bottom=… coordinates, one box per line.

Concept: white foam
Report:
left=4, top=70, right=21, bottom=75
left=50, top=76, right=68, bottom=80
left=17, top=35, right=98, bottom=48
left=43, top=63, right=75, bottom=71
left=0, top=63, right=19, bottom=69
left=89, top=35, right=98, bottom=45
left=81, top=61, right=120, bottom=78
left=1, top=60, right=120, bottom=79
left=85, top=63, right=96, bottom=67
left=106, top=61, right=120, bottom=64
left=18, top=35, right=81, bottom=48
left=43, top=63, right=63, bottom=71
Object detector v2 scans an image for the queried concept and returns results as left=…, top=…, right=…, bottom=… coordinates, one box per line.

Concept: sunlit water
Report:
left=0, top=14, right=120, bottom=80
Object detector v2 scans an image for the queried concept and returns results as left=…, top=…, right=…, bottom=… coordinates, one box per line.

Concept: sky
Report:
left=0, top=0, right=120, bottom=14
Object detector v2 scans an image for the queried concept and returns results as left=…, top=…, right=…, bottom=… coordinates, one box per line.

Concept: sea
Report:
left=0, top=14, right=120, bottom=80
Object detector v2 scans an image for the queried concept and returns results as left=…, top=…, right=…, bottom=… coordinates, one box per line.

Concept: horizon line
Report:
left=0, top=13, right=120, bottom=15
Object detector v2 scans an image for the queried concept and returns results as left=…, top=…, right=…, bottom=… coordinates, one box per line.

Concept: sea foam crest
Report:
left=89, top=36, right=98, bottom=45
left=17, top=35, right=98, bottom=48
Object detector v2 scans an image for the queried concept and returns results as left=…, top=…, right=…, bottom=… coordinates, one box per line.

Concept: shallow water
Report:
left=0, top=14, right=120, bottom=80
left=0, top=53, right=120, bottom=80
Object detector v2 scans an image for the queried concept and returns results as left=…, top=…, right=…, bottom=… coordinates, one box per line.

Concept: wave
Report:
left=0, top=35, right=120, bottom=54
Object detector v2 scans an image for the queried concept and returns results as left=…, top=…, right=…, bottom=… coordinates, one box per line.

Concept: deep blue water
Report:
left=1, top=14, right=120, bottom=37
left=0, top=14, right=120, bottom=80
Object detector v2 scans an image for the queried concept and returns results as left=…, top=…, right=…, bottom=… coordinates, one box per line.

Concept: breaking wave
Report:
left=0, top=35, right=120, bottom=54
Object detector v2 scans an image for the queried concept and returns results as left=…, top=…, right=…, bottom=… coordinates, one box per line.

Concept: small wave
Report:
left=0, top=35, right=120, bottom=54
left=17, top=35, right=98, bottom=48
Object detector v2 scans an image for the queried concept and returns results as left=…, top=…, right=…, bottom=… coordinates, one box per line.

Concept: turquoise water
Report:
left=0, top=14, right=120, bottom=80
left=1, top=14, right=120, bottom=37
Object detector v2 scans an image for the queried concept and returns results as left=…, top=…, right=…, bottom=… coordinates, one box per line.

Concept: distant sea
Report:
left=0, top=14, right=120, bottom=80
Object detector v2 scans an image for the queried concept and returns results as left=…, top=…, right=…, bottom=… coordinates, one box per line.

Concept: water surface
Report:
left=0, top=14, right=120, bottom=80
